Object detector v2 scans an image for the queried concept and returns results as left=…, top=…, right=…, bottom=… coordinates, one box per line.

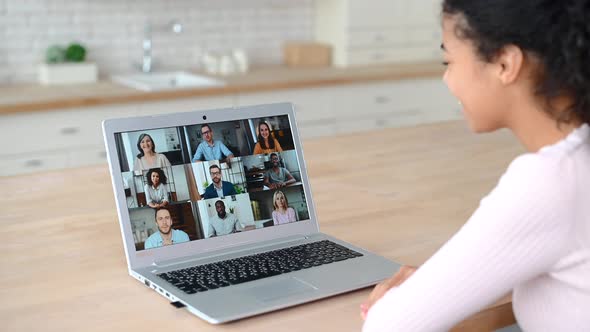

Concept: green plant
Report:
left=45, top=45, right=65, bottom=64
left=65, top=43, right=86, bottom=62
left=203, top=181, right=209, bottom=188
left=234, top=184, right=244, bottom=194
left=45, top=42, right=87, bottom=64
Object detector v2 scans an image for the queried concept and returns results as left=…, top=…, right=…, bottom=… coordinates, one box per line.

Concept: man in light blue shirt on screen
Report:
left=191, top=124, right=234, bottom=162
left=144, top=207, right=190, bottom=249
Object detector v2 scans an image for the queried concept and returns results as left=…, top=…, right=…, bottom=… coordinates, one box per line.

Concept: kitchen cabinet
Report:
left=0, top=95, right=233, bottom=176
left=238, top=78, right=460, bottom=136
left=1, top=78, right=458, bottom=176
left=315, top=0, right=442, bottom=66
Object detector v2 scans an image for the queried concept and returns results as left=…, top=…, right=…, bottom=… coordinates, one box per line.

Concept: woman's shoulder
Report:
left=487, top=152, right=578, bottom=216
left=156, top=153, right=170, bottom=161
left=504, top=151, right=578, bottom=187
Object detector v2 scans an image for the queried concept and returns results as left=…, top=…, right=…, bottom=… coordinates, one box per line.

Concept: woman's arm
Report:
left=158, top=184, right=169, bottom=207
left=363, top=155, right=574, bottom=332
left=133, top=157, right=142, bottom=172
left=160, top=153, right=171, bottom=168
left=288, top=208, right=297, bottom=222
left=144, top=185, right=158, bottom=208
left=253, top=143, right=262, bottom=155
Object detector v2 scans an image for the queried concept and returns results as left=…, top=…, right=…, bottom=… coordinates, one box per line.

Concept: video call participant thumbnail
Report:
left=144, top=207, right=190, bottom=249
left=264, top=153, right=296, bottom=189
left=144, top=168, right=169, bottom=209
left=253, top=121, right=283, bottom=155
left=202, top=164, right=237, bottom=199
left=192, top=124, right=234, bottom=162
left=272, top=190, right=297, bottom=225
left=134, top=133, right=172, bottom=171
left=208, top=200, right=253, bottom=237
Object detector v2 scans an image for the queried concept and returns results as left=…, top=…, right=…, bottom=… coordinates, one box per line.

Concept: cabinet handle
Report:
left=60, top=127, right=80, bottom=135
left=25, top=159, right=43, bottom=167
left=375, top=96, right=390, bottom=104
left=372, top=53, right=385, bottom=60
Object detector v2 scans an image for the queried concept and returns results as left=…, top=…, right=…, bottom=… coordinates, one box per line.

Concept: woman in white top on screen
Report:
left=133, top=133, right=171, bottom=172
left=144, top=168, right=169, bottom=209
left=271, top=190, right=296, bottom=226
left=361, top=1, right=590, bottom=331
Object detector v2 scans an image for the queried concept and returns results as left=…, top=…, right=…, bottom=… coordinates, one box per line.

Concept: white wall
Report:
left=1, top=0, right=314, bottom=83
left=280, top=150, right=299, bottom=173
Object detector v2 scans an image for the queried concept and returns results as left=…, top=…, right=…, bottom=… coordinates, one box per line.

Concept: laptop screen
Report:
left=113, top=114, right=310, bottom=251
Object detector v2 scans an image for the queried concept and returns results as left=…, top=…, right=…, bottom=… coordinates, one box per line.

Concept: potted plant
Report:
left=38, top=42, right=98, bottom=84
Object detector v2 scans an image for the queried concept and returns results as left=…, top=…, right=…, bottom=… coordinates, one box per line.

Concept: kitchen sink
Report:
left=112, top=71, right=225, bottom=91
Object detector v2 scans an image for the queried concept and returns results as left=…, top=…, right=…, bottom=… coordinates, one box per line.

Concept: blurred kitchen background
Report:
left=0, top=0, right=460, bottom=176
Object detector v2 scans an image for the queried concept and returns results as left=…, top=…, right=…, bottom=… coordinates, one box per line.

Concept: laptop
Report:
left=102, top=102, right=400, bottom=323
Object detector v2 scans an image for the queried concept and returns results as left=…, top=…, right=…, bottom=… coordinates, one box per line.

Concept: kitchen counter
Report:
left=0, top=62, right=444, bottom=115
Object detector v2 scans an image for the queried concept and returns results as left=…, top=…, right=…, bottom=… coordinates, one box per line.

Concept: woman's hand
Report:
left=360, top=265, right=417, bottom=320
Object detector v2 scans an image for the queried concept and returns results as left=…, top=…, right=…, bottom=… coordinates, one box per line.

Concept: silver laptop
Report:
left=102, top=102, right=400, bottom=323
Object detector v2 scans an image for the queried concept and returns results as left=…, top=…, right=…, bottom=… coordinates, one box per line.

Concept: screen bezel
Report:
left=102, top=103, right=320, bottom=269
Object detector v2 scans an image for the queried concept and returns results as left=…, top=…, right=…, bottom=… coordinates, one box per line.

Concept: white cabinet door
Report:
left=0, top=104, right=139, bottom=157
left=347, top=29, right=407, bottom=49
left=138, top=95, right=236, bottom=115
left=0, top=151, right=69, bottom=176
left=68, top=145, right=108, bottom=168
left=347, top=0, right=400, bottom=28
left=331, top=78, right=459, bottom=132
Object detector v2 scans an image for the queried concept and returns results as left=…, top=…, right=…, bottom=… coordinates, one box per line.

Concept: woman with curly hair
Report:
left=143, top=168, right=170, bottom=209
left=362, top=1, right=590, bottom=331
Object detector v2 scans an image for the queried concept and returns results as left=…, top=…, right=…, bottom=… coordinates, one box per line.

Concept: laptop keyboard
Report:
left=157, top=240, right=364, bottom=295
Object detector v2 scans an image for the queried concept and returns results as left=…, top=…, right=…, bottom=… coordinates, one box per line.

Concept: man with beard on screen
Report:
left=144, top=207, right=190, bottom=249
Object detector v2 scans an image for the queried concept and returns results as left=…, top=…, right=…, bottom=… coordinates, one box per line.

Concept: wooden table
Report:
left=0, top=121, right=523, bottom=331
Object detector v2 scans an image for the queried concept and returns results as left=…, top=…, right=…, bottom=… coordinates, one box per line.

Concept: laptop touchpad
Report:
left=248, top=277, right=317, bottom=303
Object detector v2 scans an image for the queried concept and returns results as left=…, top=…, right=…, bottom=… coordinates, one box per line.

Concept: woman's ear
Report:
left=496, top=44, right=524, bottom=85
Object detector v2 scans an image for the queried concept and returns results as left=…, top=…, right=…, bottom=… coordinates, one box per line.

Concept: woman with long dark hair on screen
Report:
left=144, top=168, right=170, bottom=209
left=133, top=133, right=171, bottom=171
left=253, top=121, right=283, bottom=155
left=361, top=1, right=590, bottom=331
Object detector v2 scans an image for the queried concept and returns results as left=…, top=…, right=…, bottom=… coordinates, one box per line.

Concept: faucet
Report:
left=141, top=20, right=183, bottom=73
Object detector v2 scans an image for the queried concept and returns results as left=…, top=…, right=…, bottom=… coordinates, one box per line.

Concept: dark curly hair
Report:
left=442, top=0, right=590, bottom=125
left=146, top=168, right=168, bottom=186
left=136, top=133, right=156, bottom=159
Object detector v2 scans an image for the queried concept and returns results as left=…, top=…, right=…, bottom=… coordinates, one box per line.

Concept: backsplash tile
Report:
left=1, top=0, right=313, bottom=83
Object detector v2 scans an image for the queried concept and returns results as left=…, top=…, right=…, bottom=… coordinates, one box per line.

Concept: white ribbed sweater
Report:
left=363, top=124, right=590, bottom=332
